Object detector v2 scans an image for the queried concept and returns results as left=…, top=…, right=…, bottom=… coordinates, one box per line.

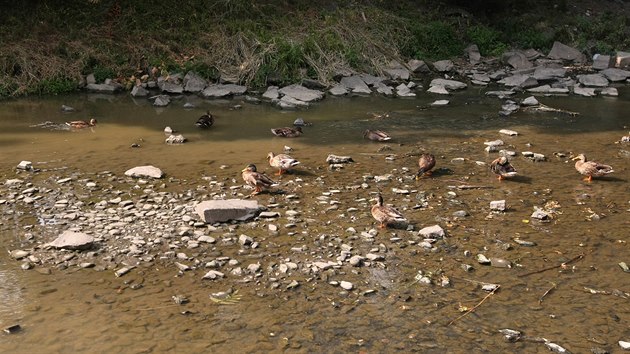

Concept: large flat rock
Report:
left=124, top=165, right=164, bottom=179
left=46, top=231, right=94, bottom=250
left=195, top=199, right=262, bottom=223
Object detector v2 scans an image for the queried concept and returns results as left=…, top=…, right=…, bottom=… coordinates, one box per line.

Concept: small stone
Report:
left=17, top=161, right=33, bottom=170
left=490, top=200, right=506, bottom=211
left=418, top=225, right=445, bottom=239
left=499, top=129, right=519, bottom=136
left=477, top=254, right=491, bottom=264
left=619, top=340, right=630, bottom=350
left=340, top=281, right=354, bottom=290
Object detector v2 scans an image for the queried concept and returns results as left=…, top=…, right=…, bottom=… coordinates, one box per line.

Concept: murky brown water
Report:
left=1, top=90, right=629, bottom=353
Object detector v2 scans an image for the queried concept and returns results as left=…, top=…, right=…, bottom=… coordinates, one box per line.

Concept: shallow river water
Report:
left=0, top=89, right=629, bottom=353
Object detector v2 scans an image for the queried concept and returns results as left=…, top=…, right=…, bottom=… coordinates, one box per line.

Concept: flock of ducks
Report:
left=59, top=110, right=620, bottom=230
left=234, top=110, right=618, bottom=229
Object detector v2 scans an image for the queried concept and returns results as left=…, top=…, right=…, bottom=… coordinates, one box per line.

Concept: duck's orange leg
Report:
left=497, top=175, right=504, bottom=181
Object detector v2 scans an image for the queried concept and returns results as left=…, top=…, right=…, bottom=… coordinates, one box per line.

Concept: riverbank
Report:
left=1, top=0, right=630, bottom=98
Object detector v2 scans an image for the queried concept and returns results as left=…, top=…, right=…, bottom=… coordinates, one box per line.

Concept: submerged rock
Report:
left=124, top=165, right=164, bottom=179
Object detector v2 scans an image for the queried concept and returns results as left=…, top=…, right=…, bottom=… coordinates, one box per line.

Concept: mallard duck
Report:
left=66, top=118, right=97, bottom=129
left=267, top=152, right=300, bottom=175
left=363, top=129, right=391, bottom=141
left=572, top=154, right=614, bottom=182
left=241, top=164, right=277, bottom=195
left=490, top=156, right=517, bottom=180
left=271, top=126, right=302, bottom=138
left=416, top=153, right=436, bottom=179
left=195, top=111, right=214, bottom=128
left=371, top=194, right=406, bottom=229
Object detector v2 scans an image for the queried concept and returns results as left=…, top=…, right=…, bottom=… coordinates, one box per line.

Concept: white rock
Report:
left=195, top=199, right=261, bottom=223
left=490, top=200, right=506, bottom=211
left=418, top=225, right=445, bottom=239
left=17, top=161, right=32, bottom=170
left=499, top=129, right=518, bottom=136
left=46, top=231, right=94, bottom=250
left=340, top=281, right=354, bottom=290
left=124, top=165, right=164, bottom=179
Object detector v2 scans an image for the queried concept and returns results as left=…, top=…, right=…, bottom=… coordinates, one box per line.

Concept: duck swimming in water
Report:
left=572, top=153, right=614, bottom=182
left=195, top=111, right=214, bottom=128
left=363, top=129, right=391, bottom=142
left=66, top=118, right=97, bottom=129
left=271, top=126, right=302, bottom=138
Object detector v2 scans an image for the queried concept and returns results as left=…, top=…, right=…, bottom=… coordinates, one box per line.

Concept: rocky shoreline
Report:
left=83, top=41, right=630, bottom=111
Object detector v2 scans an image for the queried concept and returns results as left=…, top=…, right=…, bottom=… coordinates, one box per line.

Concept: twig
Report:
left=452, top=185, right=494, bottom=190
left=448, top=285, right=500, bottom=326
left=518, top=254, right=584, bottom=277
left=538, top=282, right=557, bottom=304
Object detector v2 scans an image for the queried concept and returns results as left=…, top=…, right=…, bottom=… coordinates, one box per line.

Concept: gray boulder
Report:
left=592, top=54, right=612, bottom=70
left=201, top=84, right=247, bottom=98
left=497, top=74, right=538, bottom=88
left=533, top=67, right=566, bottom=81
left=278, top=84, right=324, bottom=102
left=86, top=83, right=122, bottom=93
left=301, top=79, right=326, bottom=90
left=577, top=74, right=609, bottom=87
left=277, top=95, right=310, bottom=108
left=328, top=84, right=349, bottom=96
left=429, top=78, right=467, bottom=90
left=262, top=86, right=280, bottom=100
left=465, top=44, right=481, bottom=64
left=152, top=94, right=171, bottom=107
left=396, top=83, right=416, bottom=97
left=426, top=85, right=449, bottom=95
left=548, top=41, right=586, bottom=63
left=407, top=59, right=431, bottom=73
left=158, top=79, right=183, bottom=94
left=384, top=66, right=410, bottom=81
left=526, top=85, right=570, bottom=94
left=124, top=165, right=164, bottom=179
left=359, top=74, right=384, bottom=87
left=433, top=60, right=454, bottom=72
left=340, top=75, right=371, bottom=94
left=601, top=68, right=630, bottom=82
left=46, top=231, right=94, bottom=250
left=195, top=199, right=262, bottom=223
left=183, top=71, right=207, bottom=93
left=130, top=85, right=149, bottom=97
left=573, top=86, right=597, bottom=97
left=502, top=51, right=533, bottom=70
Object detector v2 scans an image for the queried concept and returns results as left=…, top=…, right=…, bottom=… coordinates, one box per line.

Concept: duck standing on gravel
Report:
left=66, top=118, right=97, bottom=129
left=572, top=153, right=614, bottom=182
left=490, top=156, right=517, bottom=180
left=195, top=111, right=214, bottom=128
left=241, top=164, right=277, bottom=195
left=271, top=126, right=302, bottom=138
left=267, top=152, right=300, bottom=175
left=416, top=153, right=436, bottom=179
left=371, top=194, right=406, bottom=229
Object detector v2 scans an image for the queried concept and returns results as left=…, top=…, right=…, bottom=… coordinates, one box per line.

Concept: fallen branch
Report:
left=448, top=285, right=500, bottom=326
left=523, top=103, right=579, bottom=116
left=539, top=282, right=557, bottom=304
left=518, top=254, right=584, bottom=277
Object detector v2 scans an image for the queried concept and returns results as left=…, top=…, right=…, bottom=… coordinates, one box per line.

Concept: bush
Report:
left=402, top=21, right=463, bottom=60
left=466, top=25, right=508, bottom=56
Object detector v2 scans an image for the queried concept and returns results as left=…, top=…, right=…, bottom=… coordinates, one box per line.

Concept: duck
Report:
left=267, top=152, right=300, bottom=175
left=293, top=117, right=312, bottom=127
left=66, top=118, right=97, bottom=129
left=371, top=194, right=406, bottom=229
left=271, top=126, right=302, bottom=138
left=363, top=129, right=391, bottom=141
left=490, top=156, right=517, bottom=180
left=241, top=164, right=277, bottom=195
left=416, top=153, right=436, bottom=179
left=195, top=111, right=214, bottom=128
left=572, top=153, right=614, bottom=182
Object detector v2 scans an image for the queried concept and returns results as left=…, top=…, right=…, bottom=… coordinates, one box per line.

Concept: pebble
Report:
left=476, top=254, right=491, bottom=264
left=499, top=129, right=519, bottom=136
left=490, top=200, right=506, bottom=211
left=340, top=281, right=354, bottom=290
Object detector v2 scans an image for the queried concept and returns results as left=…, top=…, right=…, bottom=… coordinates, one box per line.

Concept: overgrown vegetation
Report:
left=0, top=0, right=628, bottom=98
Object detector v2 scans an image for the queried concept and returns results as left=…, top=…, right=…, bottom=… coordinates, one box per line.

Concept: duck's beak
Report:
left=571, top=156, right=580, bottom=161
left=241, top=167, right=248, bottom=172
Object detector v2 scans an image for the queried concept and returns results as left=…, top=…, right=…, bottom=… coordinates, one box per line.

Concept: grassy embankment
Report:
left=0, top=0, right=628, bottom=98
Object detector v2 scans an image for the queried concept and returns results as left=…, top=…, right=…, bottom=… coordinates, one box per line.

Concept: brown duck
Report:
left=363, top=129, right=391, bottom=141
left=66, top=118, right=97, bottom=129
left=490, top=156, right=517, bottom=180
left=241, top=164, right=277, bottom=195
left=416, top=153, right=436, bottom=179
left=572, top=154, right=614, bottom=182
left=271, top=126, right=302, bottom=138
left=371, top=194, right=406, bottom=229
